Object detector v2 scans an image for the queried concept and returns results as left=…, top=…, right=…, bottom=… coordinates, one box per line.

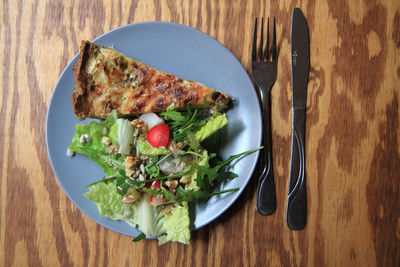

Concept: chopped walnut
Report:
left=165, top=180, right=179, bottom=191
left=130, top=119, right=148, bottom=132
left=124, top=156, right=141, bottom=177
left=130, top=118, right=143, bottom=128
left=125, top=156, right=141, bottom=166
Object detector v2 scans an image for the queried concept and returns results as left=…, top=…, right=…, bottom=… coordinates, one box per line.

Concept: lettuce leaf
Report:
left=115, top=118, right=134, bottom=154
left=136, top=194, right=160, bottom=237
left=84, top=182, right=190, bottom=245
left=137, top=139, right=169, bottom=155
left=194, top=113, right=228, bottom=142
left=185, top=150, right=210, bottom=191
left=157, top=201, right=190, bottom=245
left=68, top=111, right=121, bottom=176
left=108, top=121, right=119, bottom=145
left=84, top=182, right=125, bottom=220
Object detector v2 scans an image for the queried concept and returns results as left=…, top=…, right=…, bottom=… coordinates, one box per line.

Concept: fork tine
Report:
left=252, top=18, right=257, bottom=61
left=265, top=17, right=270, bottom=60
left=259, top=17, right=264, bottom=60
left=272, top=17, right=277, bottom=60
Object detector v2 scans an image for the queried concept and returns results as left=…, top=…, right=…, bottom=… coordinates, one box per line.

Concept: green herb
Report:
left=161, top=105, right=206, bottom=144
left=145, top=153, right=172, bottom=178
left=129, top=169, right=192, bottom=185
left=114, top=175, right=130, bottom=195
left=173, top=187, right=240, bottom=203
left=132, top=233, right=146, bottom=242
left=159, top=106, right=187, bottom=122
left=190, top=147, right=262, bottom=191
left=84, top=175, right=118, bottom=187
left=75, top=107, right=263, bottom=245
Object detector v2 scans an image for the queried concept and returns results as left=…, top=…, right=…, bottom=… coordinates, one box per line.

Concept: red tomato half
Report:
left=147, top=123, right=170, bottom=148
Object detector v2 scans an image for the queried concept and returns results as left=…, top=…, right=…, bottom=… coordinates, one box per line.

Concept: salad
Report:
left=68, top=105, right=260, bottom=245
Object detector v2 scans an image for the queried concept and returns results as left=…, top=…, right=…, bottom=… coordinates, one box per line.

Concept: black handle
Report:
left=286, top=107, right=307, bottom=230
left=256, top=95, right=277, bottom=216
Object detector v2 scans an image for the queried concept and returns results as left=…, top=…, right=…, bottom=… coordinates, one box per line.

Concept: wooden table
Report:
left=1, top=0, right=399, bottom=266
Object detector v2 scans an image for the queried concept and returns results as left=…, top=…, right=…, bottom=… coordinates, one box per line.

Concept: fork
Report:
left=251, top=17, right=277, bottom=216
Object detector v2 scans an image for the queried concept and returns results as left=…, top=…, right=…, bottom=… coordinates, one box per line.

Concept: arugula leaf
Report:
left=160, top=105, right=206, bottom=144
left=186, top=132, right=200, bottom=151
left=114, top=176, right=130, bottom=195
left=145, top=153, right=172, bottom=178
left=160, top=107, right=187, bottom=122
left=172, top=186, right=240, bottom=203
left=132, top=233, right=146, bottom=242
left=160, top=186, right=174, bottom=201
left=189, top=147, right=262, bottom=191
left=84, top=175, right=118, bottom=187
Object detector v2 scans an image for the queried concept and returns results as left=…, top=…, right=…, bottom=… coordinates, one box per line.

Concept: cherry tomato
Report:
left=147, top=123, right=170, bottom=148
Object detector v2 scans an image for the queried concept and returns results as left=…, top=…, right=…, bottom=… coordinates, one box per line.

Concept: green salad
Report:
left=68, top=105, right=259, bottom=245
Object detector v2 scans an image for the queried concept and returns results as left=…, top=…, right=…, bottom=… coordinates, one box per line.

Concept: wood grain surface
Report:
left=1, top=0, right=399, bottom=266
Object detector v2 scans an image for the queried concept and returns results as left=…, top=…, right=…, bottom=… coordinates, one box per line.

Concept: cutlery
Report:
left=251, top=17, right=277, bottom=216
left=286, top=8, right=309, bottom=230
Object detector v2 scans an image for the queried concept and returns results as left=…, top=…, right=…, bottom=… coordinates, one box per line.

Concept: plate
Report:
left=46, top=22, right=262, bottom=238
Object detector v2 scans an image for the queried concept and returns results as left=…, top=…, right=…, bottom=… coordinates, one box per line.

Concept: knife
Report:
left=286, top=8, right=309, bottom=230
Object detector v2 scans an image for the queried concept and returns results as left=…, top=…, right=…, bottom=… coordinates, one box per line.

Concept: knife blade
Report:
left=286, top=7, right=309, bottom=230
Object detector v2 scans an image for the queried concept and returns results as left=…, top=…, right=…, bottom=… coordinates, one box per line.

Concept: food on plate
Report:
left=71, top=41, right=232, bottom=120
left=68, top=41, right=257, bottom=244
left=68, top=105, right=260, bottom=245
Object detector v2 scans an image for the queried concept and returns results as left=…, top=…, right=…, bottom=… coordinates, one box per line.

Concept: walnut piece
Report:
left=130, top=119, right=148, bottom=132
left=123, top=156, right=141, bottom=177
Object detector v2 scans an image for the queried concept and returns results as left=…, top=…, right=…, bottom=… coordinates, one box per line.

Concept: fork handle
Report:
left=256, top=95, right=277, bottom=216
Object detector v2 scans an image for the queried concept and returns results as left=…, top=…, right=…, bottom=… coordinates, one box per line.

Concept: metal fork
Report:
left=251, top=17, right=277, bottom=216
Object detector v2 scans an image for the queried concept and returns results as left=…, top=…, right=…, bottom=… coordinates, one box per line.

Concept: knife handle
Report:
left=286, top=107, right=307, bottom=230
left=256, top=95, right=277, bottom=216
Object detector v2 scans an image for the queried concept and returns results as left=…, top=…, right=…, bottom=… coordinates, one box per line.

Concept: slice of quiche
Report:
left=71, top=41, right=231, bottom=120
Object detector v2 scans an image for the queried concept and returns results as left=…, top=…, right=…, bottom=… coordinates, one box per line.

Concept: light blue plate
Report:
left=46, top=22, right=262, bottom=238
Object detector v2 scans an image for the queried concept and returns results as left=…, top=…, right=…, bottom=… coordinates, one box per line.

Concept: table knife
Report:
left=286, top=8, right=309, bottom=230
